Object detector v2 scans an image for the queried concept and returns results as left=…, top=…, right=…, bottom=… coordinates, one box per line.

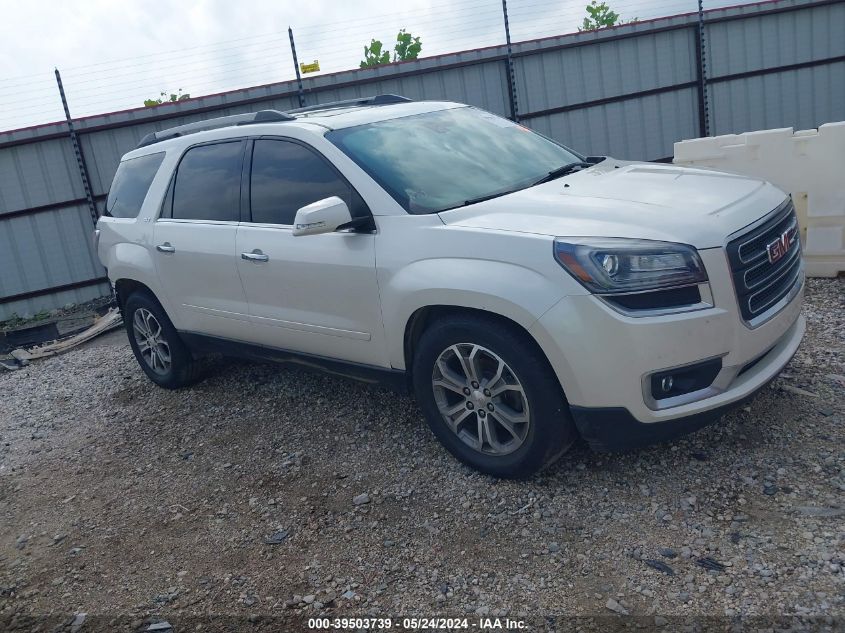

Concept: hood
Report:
left=438, top=159, right=788, bottom=249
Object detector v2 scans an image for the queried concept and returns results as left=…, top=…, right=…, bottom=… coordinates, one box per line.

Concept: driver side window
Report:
left=249, top=139, right=368, bottom=225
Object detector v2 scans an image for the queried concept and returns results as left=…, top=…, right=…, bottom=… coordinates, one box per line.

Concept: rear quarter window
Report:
left=105, top=152, right=165, bottom=218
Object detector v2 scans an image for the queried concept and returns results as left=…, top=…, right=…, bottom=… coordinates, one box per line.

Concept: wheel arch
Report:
left=112, top=277, right=181, bottom=329
left=402, top=304, right=564, bottom=399
left=114, top=278, right=154, bottom=309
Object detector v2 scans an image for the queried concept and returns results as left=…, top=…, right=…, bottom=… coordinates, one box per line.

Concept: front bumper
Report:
left=529, top=246, right=806, bottom=442
left=569, top=313, right=804, bottom=450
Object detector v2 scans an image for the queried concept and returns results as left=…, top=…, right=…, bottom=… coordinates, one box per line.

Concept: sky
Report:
left=0, top=0, right=752, bottom=132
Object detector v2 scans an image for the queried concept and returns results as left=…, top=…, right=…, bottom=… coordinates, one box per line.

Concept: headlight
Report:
left=553, top=238, right=707, bottom=294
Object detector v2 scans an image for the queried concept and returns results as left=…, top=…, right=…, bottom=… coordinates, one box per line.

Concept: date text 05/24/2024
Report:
left=307, top=617, right=527, bottom=630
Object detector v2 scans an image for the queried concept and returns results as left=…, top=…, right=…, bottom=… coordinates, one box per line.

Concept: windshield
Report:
left=326, top=106, right=581, bottom=214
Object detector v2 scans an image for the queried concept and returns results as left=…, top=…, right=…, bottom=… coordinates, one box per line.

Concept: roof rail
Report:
left=287, top=94, right=412, bottom=115
left=136, top=109, right=295, bottom=148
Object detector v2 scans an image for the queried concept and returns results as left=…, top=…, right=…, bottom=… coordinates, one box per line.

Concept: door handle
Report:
left=241, top=250, right=269, bottom=262
left=156, top=242, right=175, bottom=253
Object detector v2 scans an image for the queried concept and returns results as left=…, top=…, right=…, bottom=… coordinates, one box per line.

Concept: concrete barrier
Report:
left=674, top=122, right=845, bottom=278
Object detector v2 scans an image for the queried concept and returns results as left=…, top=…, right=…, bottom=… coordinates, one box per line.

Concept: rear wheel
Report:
left=124, top=291, right=200, bottom=389
left=412, top=314, right=576, bottom=478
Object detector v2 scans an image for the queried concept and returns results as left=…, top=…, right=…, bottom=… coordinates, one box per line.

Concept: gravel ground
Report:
left=0, top=279, right=842, bottom=632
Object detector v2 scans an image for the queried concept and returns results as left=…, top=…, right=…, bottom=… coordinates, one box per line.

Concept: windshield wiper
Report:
left=454, top=160, right=595, bottom=210
left=460, top=187, right=524, bottom=208
left=531, top=161, right=594, bottom=186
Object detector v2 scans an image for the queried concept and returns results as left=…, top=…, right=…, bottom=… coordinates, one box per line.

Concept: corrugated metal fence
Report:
left=1, top=0, right=843, bottom=319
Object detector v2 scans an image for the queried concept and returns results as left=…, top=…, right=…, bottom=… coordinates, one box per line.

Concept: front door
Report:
left=235, top=138, right=387, bottom=367
left=153, top=140, right=250, bottom=339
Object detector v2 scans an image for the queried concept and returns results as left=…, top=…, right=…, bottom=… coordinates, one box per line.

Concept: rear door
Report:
left=234, top=137, right=388, bottom=367
left=153, top=140, right=250, bottom=339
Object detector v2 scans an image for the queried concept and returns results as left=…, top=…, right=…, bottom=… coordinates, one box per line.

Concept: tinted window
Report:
left=250, top=140, right=365, bottom=225
left=105, top=152, right=165, bottom=218
left=327, top=106, right=581, bottom=214
left=172, top=141, right=243, bottom=221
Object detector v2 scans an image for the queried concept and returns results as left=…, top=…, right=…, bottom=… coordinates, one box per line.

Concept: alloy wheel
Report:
left=431, top=343, right=531, bottom=455
left=132, top=308, right=171, bottom=375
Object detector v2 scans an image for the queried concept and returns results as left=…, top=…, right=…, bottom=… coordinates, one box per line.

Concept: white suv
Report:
left=97, top=95, right=805, bottom=478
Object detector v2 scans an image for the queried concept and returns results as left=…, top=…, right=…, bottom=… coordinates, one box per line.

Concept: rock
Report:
left=303, top=594, right=316, bottom=604
left=15, top=535, right=27, bottom=550
left=644, top=559, right=674, bottom=575
left=794, top=506, right=845, bottom=518
left=264, top=529, right=289, bottom=545
left=548, top=542, right=560, bottom=553
left=70, top=613, right=86, bottom=633
left=696, top=557, right=726, bottom=572
left=341, top=590, right=356, bottom=600
left=825, top=373, right=845, bottom=388
left=147, top=623, right=173, bottom=632
left=353, top=493, right=370, bottom=505
left=475, top=606, right=490, bottom=616
left=780, top=384, right=818, bottom=398
left=654, top=616, right=668, bottom=627
left=606, top=598, right=629, bottom=615
left=659, top=547, right=678, bottom=558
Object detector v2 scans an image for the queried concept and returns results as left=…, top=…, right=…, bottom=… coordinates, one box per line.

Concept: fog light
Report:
left=649, top=358, right=723, bottom=402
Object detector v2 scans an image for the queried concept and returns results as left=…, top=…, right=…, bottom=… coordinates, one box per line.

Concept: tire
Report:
left=412, top=314, right=577, bottom=478
left=123, top=291, right=201, bottom=389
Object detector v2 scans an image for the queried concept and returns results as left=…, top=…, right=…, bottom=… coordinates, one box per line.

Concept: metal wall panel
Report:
left=515, top=27, right=697, bottom=113
left=0, top=0, right=840, bottom=319
left=709, top=61, right=845, bottom=135
left=0, top=282, right=111, bottom=322
left=706, top=1, right=845, bottom=77
left=527, top=87, right=700, bottom=159
left=0, top=202, right=105, bottom=319
left=0, top=137, right=83, bottom=214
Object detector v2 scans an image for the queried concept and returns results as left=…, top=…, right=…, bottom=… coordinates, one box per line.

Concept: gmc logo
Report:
left=766, top=227, right=795, bottom=264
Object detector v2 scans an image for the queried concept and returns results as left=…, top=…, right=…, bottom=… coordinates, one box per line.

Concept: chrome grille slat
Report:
left=748, top=253, right=802, bottom=314
left=726, top=199, right=802, bottom=325
left=743, top=230, right=800, bottom=289
left=736, top=204, right=795, bottom=263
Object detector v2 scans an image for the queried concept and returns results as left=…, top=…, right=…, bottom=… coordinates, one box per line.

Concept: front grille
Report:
left=726, top=199, right=802, bottom=324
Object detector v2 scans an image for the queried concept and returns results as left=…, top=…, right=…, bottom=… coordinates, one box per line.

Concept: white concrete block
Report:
left=674, top=122, right=845, bottom=277
left=806, top=226, right=843, bottom=254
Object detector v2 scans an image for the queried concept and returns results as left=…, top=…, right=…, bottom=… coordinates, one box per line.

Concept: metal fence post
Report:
left=695, top=0, right=711, bottom=136
left=288, top=27, right=306, bottom=108
left=501, top=0, right=520, bottom=122
left=54, top=68, right=98, bottom=225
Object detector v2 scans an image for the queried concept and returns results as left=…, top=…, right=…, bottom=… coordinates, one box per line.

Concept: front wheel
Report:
left=412, top=314, right=576, bottom=478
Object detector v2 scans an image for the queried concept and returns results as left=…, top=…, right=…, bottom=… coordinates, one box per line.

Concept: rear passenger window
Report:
left=172, top=141, right=243, bottom=221
left=105, top=152, right=165, bottom=218
left=249, top=139, right=367, bottom=225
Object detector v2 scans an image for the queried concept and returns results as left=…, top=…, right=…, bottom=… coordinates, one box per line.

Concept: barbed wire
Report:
left=1, top=0, right=733, bottom=132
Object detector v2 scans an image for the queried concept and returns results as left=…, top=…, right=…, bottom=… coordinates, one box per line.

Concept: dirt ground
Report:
left=0, top=279, right=842, bottom=632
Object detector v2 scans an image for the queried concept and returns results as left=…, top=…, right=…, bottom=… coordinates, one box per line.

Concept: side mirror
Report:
left=292, top=196, right=353, bottom=236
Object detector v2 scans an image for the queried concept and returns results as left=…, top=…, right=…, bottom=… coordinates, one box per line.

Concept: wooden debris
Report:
left=11, top=309, right=122, bottom=361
